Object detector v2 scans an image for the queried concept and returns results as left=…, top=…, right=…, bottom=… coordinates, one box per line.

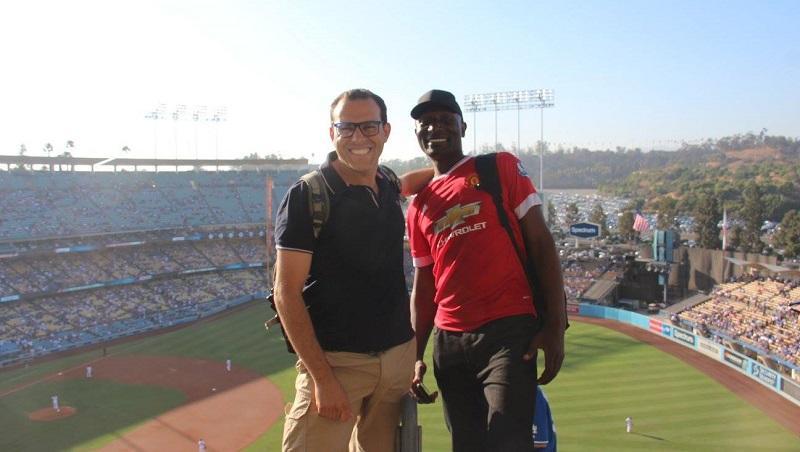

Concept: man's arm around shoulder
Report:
left=519, top=205, right=566, bottom=385
left=400, top=167, right=435, bottom=197
left=274, top=249, right=352, bottom=421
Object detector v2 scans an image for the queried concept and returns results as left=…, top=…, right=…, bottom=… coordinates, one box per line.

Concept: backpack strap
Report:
left=475, top=154, right=524, bottom=263
left=475, top=153, right=569, bottom=330
left=475, top=153, right=546, bottom=323
left=378, top=164, right=403, bottom=199
left=300, top=170, right=331, bottom=240
left=475, top=153, right=512, bottom=247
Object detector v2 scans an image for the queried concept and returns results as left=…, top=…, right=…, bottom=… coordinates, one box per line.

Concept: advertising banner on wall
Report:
left=649, top=318, right=662, bottom=334
left=750, top=362, right=780, bottom=389
left=722, top=350, right=748, bottom=372
left=781, top=378, right=800, bottom=403
left=671, top=327, right=697, bottom=347
left=697, top=337, right=721, bottom=359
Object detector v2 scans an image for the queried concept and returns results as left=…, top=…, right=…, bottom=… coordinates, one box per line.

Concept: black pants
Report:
left=433, top=314, right=540, bottom=452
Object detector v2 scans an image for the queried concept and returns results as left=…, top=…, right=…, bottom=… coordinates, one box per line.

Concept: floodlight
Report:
left=464, top=89, right=555, bottom=190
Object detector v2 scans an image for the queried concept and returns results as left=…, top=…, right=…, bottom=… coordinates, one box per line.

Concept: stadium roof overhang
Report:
left=102, top=157, right=309, bottom=170
left=0, top=155, right=310, bottom=171
left=0, top=155, right=106, bottom=166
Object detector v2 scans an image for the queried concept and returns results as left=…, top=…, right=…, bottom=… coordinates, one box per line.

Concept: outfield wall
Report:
left=578, top=304, right=800, bottom=407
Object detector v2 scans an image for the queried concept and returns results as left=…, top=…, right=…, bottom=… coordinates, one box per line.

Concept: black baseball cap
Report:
left=410, top=89, right=463, bottom=119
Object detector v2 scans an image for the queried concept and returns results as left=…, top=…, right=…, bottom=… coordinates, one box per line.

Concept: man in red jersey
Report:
left=406, top=90, right=566, bottom=452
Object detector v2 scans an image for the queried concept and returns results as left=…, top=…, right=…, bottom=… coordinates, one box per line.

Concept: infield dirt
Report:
left=33, top=355, right=283, bottom=451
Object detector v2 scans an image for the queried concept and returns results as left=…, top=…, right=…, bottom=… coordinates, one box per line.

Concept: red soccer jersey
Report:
left=407, top=152, right=542, bottom=332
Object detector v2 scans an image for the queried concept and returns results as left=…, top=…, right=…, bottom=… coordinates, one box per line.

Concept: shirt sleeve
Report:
left=274, top=180, right=315, bottom=254
left=498, top=152, right=541, bottom=219
left=406, top=196, right=433, bottom=267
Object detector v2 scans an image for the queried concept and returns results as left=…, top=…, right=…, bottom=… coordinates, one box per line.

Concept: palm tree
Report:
left=122, top=145, right=131, bottom=153
left=44, top=142, right=53, bottom=158
left=17, top=144, right=27, bottom=170
left=64, top=141, right=75, bottom=171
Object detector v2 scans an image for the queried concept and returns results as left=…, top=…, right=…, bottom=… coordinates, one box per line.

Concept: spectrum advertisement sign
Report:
left=569, top=222, right=600, bottom=239
left=750, top=362, right=779, bottom=389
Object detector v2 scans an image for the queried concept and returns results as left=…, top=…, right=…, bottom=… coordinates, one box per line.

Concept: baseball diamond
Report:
left=1, top=303, right=798, bottom=451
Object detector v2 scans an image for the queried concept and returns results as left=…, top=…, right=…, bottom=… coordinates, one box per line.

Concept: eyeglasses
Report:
left=333, top=121, right=383, bottom=138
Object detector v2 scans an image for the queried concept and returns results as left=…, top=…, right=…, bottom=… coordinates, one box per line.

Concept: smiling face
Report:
left=415, top=109, right=467, bottom=168
left=329, top=97, right=390, bottom=179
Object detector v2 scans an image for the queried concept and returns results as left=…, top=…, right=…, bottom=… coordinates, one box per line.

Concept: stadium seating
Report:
left=679, top=277, right=800, bottom=366
left=0, top=267, right=268, bottom=359
left=562, top=259, right=618, bottom=301
left=0, top=170, right=300, bottom=240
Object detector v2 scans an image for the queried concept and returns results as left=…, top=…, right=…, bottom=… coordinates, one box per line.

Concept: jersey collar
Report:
left=432, top=155, right=472, bottom=181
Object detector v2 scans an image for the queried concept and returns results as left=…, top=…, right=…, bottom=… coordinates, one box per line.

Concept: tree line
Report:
left=381, top=133, right=800, bottom=259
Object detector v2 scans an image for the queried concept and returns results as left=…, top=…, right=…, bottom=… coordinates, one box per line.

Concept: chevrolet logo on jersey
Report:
left=433, top=202, right=481, bottom=234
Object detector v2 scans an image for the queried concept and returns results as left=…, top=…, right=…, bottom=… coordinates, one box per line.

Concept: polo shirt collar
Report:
left=319, top=151, right=348, bottom=194
left=320, top=151, right=389, bottom=194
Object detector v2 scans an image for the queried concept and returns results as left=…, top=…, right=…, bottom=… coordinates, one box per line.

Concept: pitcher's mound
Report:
left=29, top=406, right=77, bottom=421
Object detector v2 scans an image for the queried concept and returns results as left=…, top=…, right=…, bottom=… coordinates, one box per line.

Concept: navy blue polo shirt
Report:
left=274, top=152, right=413, bottom=353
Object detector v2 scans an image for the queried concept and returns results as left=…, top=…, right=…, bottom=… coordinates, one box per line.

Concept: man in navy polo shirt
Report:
left=274, top=89, right=416, bottom=452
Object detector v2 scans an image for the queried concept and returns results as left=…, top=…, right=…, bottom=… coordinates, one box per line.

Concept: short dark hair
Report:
left=330, top=89, right=388, bottom=123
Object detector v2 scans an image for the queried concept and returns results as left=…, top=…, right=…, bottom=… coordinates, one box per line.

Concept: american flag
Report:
left=633, top=212, right=650, bottom=232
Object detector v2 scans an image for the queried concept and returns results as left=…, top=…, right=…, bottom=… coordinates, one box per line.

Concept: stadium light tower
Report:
left=463, top=89, right=554, bottom=190
left=192, top=105, right=208, bottom=162
left=209, top=106, right=228, bottom=169
left=172, top=104, right=187, bottom=170
left=534, top=89, right=554, bottom=192
left=144, top=103, right=166, bottom=163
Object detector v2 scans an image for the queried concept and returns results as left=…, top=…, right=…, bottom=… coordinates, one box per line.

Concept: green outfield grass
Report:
left=0, top=379, right=185, bottom=451
left=1, top=304, right=798, bottom=451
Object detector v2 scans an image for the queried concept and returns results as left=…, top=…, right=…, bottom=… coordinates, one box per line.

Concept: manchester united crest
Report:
left=466, top=174, right=480, bottom=188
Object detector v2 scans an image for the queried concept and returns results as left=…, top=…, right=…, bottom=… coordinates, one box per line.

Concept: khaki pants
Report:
left=282, top=339, right=415, bottom=452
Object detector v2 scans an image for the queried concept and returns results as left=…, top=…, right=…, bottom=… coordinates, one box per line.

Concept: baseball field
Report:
left=1, top=302, right=798, bottom=451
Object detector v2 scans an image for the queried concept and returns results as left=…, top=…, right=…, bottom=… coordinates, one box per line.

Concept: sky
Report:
left=1, top=0, right=798, bottom=164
